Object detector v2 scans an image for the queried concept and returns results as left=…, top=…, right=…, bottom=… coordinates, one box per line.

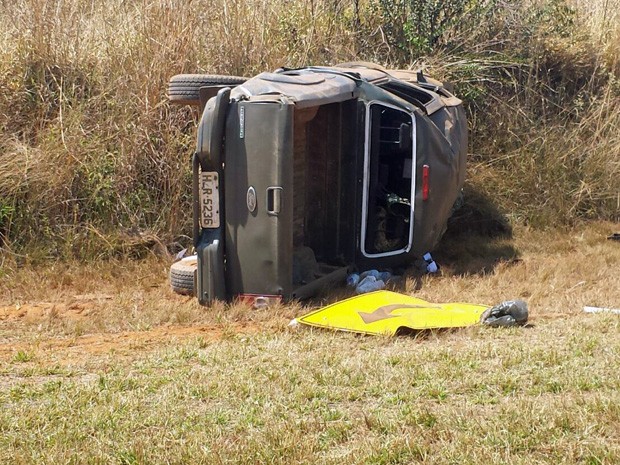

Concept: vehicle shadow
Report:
left=427, top=187, right=520, bottom=276
left=303, top=188, right=519, bottom=305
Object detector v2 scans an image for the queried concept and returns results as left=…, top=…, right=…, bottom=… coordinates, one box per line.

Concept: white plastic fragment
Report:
left=583, top=306, right=620, bottom=315
left=355, top=275, right=385, bottom=294
left=175, top=248, right=188, bottom=261
left=180, top=254, right=197, bottom=264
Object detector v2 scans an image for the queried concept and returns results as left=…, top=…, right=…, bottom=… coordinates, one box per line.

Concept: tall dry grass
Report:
left=575, top=0, right=620, bottom=74
left=0, top=0, right=618, bottom=260
left=428, top=0, right=620, bottom=225
left=0, top=0, right=364, bottom=259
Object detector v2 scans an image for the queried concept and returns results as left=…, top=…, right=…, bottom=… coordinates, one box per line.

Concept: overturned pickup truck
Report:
left=168, top=62, right=467, bottom=305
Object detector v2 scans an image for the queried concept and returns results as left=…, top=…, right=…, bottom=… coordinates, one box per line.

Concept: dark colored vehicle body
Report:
left=171, top=63, right=467, bottom=305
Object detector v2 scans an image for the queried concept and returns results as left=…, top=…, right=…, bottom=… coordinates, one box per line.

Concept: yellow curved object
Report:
left=298, top=291, right=489, bottom=335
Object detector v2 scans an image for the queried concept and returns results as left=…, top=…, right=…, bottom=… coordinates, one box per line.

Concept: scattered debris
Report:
left=480, top=300, right=528, bottom=327
left=423, top=252, right=438, bottom=273
left=346, top=273, right=360, bottom=287
left=347, top=270, right=395, bottom=294
left=175, top=248, right=188, bottom=261
left=583, top=306, right=620, bottom=315
left=294, top=290, right=528, bottom=336
left=608, top=233, right=620, bottom=242
left=355, top=275, right=386, bottom=294
left=413, top=252, right=439, bottom=274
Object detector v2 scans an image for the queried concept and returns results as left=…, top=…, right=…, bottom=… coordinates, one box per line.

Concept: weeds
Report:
left=0, top=0, right=619, bottom=259
left=12, top=349, right=34, bottom=363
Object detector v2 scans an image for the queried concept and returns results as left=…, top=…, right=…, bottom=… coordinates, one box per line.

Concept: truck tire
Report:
left=168, top=74, right=248, bottom=105
left=169, top=256, right=197, bottom=295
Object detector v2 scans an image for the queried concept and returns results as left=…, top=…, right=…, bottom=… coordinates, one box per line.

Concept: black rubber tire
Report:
left=169, top=259, right=196, bottom=295
left=168, top=74, right=248, bottom=105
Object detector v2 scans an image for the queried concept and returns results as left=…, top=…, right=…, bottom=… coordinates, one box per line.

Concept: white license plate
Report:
left=199, top=171, right=220, bottom=229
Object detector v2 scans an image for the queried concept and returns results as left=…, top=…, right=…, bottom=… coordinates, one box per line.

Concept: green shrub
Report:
left=370, top=0, right=499, bottom=60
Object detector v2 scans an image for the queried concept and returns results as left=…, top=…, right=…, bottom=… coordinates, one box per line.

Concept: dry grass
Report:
left=1, top=222, right=617, bottom=339
left=1, top=223, right=619, bottom=463
left=0, top=0, right=367, bottom=256
left=574, top=0, right=620, bottom=73
left=0, top=0, right=619, bottom=258
left=467, top=90, right=620, bottom=225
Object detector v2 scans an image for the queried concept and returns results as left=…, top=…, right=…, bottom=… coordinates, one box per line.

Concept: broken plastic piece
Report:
left=360, top=269, right=380, bottom=279
left=175, top=248, right=188, bottom=261
left=423, top=252, right=438, bottom=273
left=583, top=306, right=620, bottom=315
left=346, top=273, right=360, bottom=287
left=350, top=270, right=395, bottom=291
left=355, top=276, right=386, bottom=294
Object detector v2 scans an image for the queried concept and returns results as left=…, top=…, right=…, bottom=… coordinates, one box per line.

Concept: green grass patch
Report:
left=1, top=316, right=619, bottom=464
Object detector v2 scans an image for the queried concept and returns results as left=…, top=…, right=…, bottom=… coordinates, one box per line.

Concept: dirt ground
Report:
left=0, top=294, right=265, bottom=367
left=1, top=221, right=619, bottom=366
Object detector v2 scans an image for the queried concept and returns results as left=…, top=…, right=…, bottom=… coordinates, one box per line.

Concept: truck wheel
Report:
left=169, top=256, right=197, bottom=295
left=168, top=74, right=248, bottom=105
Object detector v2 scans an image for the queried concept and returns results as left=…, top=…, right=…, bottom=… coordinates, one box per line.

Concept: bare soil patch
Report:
left=0, top=321, right=262, bottom=364
left=1, top=222, right=617, bottom=367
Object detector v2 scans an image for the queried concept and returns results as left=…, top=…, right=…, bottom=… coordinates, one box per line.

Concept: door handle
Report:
left=266, top=187, right=282, bottom=215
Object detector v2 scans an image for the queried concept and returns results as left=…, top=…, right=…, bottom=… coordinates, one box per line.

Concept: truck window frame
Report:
left=360, top=101, right=417, bottom=258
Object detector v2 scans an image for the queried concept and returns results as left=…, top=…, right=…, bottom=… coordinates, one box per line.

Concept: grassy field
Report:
left=1, top=223, right=618, bottom=464
left=1, top=0, right=619, bottom=462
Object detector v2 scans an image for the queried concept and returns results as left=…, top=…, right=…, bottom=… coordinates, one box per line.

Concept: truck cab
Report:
left=169, top=63, right=467, bottom=305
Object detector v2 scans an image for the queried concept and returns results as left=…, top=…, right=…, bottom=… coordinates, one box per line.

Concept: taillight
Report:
left=422, top=164, right=430, bottom=201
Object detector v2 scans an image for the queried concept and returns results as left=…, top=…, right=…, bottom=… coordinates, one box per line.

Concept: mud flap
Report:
left=196, top=239, right=226, bottom=305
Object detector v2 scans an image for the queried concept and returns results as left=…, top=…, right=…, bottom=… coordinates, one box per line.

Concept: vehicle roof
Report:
left=231, top=63, right=461, bottom=112
left=232, top=68, right=361, bottom=109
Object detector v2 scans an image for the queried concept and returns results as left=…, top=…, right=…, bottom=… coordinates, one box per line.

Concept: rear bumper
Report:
left=194, top=88, right=230, bottom=305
